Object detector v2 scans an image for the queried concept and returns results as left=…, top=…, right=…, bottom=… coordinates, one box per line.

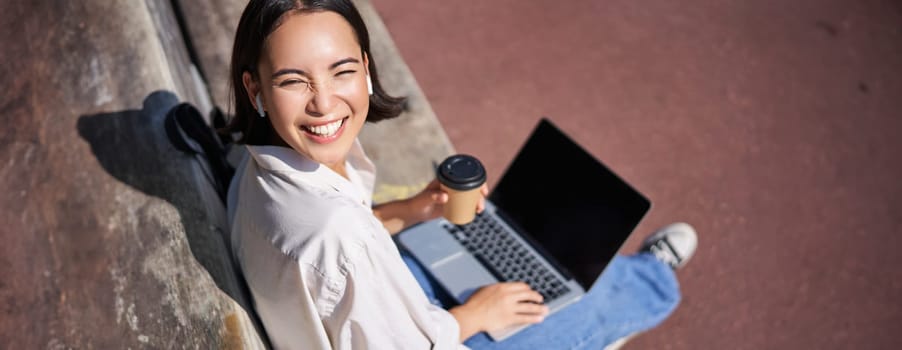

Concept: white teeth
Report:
left=305, top=118, right=343, bottom=137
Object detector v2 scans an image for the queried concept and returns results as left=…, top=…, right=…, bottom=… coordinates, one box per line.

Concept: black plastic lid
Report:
left=436, top=154, right=486, bottom=191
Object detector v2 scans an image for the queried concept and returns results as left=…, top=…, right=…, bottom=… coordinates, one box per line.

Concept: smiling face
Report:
left=243, top=10, right=370, bottom=177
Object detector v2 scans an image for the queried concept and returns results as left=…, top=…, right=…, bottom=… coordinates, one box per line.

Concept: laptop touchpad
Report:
left=430, top=254, right=498, bottom=302
left=401, top=226, right=465, bottom=265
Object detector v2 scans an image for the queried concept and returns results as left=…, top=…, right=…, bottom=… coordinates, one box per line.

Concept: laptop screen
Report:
left=488, top=118, right=651, bottom=289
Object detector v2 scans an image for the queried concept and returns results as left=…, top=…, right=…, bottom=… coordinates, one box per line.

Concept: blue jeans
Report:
left=401, top=252, right=681, bottom=349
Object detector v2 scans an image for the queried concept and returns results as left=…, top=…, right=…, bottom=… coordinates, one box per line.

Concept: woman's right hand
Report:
left=449, top=282, right=549, bottom=341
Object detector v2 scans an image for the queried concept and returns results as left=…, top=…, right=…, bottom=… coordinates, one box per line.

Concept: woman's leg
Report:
left=463, top=253, right=681, bottom=350
left=402, top=223, right=695, bottom=349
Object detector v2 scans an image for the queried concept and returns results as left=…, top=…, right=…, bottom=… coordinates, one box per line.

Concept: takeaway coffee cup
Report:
left=436, top=154, right=487, bottom=225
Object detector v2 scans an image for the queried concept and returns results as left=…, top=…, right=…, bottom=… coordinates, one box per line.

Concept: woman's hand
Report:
left=373, top=179, right=489, bottom=235
left=449, top=282, right=549, bottom=341
left=403, top=178, right=449, bottom=224
left=406, top=179, right=490, bottom=223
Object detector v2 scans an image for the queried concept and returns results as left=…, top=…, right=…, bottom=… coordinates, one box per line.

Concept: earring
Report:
left=366, top=75, right=373, bottom=95
left=255, top=93, right=265, bottom=117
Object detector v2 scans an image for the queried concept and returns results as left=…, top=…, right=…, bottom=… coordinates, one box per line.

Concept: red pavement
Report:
left=373, top=0, right=902, bottom=348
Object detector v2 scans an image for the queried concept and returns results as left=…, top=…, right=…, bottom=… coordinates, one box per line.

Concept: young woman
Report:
left=226, top=1, right=697, bottom=349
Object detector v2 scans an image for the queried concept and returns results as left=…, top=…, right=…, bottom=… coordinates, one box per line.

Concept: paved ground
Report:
left=373, top=0, right=902, bottom=348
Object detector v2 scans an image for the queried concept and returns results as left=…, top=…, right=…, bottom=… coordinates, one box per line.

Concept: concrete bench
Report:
left=0, top=0, right=452, bottom=347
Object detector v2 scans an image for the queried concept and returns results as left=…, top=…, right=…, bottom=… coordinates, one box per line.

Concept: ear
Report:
left=362, top=52, right=373, bottom=95
left=242, top=71, right=260, bottom=110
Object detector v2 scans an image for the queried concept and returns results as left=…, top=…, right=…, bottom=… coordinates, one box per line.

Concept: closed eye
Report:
left=335, top=70, right=356, bottom=76
left=278, top=79, right=309, bottom=87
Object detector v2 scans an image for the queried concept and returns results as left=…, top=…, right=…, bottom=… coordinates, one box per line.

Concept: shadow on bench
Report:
left=77, top=90, right=270, bottom=348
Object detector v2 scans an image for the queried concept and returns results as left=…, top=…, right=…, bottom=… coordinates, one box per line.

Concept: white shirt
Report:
left=227, top=140, right=465, bottom=350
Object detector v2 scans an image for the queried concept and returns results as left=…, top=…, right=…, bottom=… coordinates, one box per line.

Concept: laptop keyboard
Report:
left=443, top=212, right=571, bottom=302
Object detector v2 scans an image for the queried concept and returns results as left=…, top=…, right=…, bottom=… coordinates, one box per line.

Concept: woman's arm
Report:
left=372, top=179, right=448, bottom=235
left=372, top=180, right=488, bottom=235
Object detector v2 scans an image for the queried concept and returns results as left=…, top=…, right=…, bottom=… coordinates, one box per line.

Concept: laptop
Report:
left=397, top=118, right=651, bottom=340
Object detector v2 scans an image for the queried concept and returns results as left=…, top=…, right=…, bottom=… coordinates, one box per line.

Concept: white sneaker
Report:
left=640, top=222, right=698, bottom=270
left=603, top=223, right=697, bottom=349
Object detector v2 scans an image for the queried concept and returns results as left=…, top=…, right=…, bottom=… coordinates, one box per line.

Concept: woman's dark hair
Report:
left=225, top=0, right=405, bottom=144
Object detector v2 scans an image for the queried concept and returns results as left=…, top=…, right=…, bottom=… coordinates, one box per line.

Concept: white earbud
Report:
left=255, top=93, right=265, bottom=117
left=366, top=75, right=373, bottom=95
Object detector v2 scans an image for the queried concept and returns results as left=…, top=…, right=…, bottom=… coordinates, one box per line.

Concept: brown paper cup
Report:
left=441, top=184, right=482, bottom=225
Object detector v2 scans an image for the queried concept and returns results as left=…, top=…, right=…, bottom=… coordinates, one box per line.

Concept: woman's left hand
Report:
left=405, top=179, right=489, bottom=226
left=375, top=179, right=488, bottom=235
